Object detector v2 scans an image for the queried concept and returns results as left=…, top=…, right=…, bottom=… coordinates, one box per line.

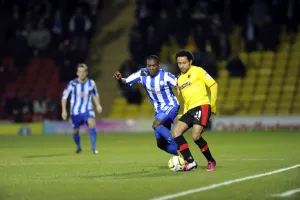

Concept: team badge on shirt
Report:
left=141, top=71, right=148, bottom=76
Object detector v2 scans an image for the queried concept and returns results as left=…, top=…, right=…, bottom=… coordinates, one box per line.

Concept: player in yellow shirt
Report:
left=173, top=50, right=218, bottom=171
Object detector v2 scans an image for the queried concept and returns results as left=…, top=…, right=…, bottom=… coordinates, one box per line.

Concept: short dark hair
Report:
left=175, top=50, right=194, bottom=61
left=146, top=55, right=160, bottom=63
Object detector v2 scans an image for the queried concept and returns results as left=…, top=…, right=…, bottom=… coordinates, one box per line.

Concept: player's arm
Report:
left=198, top=69, right=218, bottom=114
left=177, top=103, right=188, bottom=119
left=61, top=83, right=72, bottom=120
left=209, top=83, right=218, bottom=114
left=91, top=81, right=102, bottom=114
left=165, top=72, right=180, bottom=95
left=113, top=70, right=141, bottom=86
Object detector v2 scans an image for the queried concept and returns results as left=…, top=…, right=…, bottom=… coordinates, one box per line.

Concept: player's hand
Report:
left=176, top=85, right=180, bottom=95
left=211, top=105, right=217, bottom=115
left=96, top=105, right=103, bottom=114
left=113, top=71, right=122, bottom=80
left=61, top=111, right=68, bottom=120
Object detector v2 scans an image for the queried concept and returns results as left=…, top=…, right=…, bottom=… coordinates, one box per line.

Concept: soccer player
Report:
left=113, top=55, right=180, bottom=156
left=173, top=50, right=218, bottom=171
left=61, top=64, right=103, bottom=154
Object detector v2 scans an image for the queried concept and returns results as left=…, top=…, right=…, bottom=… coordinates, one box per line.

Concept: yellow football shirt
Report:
left=177, top=66, right=216, bottom=113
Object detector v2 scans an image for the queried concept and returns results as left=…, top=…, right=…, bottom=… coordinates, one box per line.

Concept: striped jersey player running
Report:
left=61, top=64, right=103, bottom=154
left=113, top=55, right=180, bottom=156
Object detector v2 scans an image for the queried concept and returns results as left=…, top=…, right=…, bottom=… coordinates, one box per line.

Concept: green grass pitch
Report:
left=0, top=131, right=300, bottom=200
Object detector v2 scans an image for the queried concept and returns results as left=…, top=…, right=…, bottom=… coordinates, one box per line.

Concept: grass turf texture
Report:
left=0, top=131, right=300, bottom=200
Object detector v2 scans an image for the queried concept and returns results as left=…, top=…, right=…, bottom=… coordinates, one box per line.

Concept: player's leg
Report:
left=154, top=130, right=177, bottom=155
left=192, top=125, right=216, bottom=171
left=71, top=115, right=82, bottom=153
left=163, top=122, right=179, bottom=155
left=87, top=117, right=98, bottom=154
left=172, top=114, right=197, bottom=171
left=192, top=105, right=216, bottom=171
left=153, top=106, right=179, bottom=144
left=73, top=128, right=82, bottom=153
left=84, top=111, right=98, bottom=154
left=152, top=108, right=179, bottom=155
left=152, top=118, right=178, bottom=155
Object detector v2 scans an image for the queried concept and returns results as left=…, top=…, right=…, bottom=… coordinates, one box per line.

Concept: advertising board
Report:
left=211, top=116, right=300, bottom=131
left=0, top=123, right=43, bottom=135
left=43, top=119, right=154, bottom=134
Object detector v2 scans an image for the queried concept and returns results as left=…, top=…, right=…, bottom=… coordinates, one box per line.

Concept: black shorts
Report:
left=179, top=104, right=211, bottom=128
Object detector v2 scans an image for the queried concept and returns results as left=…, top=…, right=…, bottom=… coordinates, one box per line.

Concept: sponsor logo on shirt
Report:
left=179, top=81, right=192, bottom=90
left=147, top=88, right=162, bottom=94
left=78, top=93, right=88, bottom=97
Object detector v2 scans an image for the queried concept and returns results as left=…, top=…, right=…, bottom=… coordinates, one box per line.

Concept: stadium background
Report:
left=1, top=1, right=300, bottom=200
left=0, top=0, right=299, bottom=133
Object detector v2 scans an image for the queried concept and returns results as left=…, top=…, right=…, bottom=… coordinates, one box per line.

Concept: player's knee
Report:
left=152, top=123, right=158, bottom=130
left=73, top=129, right=79, bottom=134
left=192, top=126, right=204, bottom=141
left=192, top=133, right=201, bottom=141
left=88, top=119, right=96, bottom=128
left=152, top=120, right=162, bottom=130
left=172, top=131, right=182, bottom=138
left=89, top=123, right=96, bottom=129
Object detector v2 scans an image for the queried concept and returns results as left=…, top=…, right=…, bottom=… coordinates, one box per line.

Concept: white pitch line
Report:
left=271, top=188, right=300, bottom=197
left=151, top=164, right=300, bottom=200
left=222, top=158, right=286, bottom=161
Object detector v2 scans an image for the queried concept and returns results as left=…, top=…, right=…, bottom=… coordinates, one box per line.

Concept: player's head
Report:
left=146, top=55, right=160, bottom=76
left=77, top=63, right=88, bottom=81
left=175, top=50, right=193, bottom=73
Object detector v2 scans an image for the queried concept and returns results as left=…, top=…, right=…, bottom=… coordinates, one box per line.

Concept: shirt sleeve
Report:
left=165, top=72, right=177, bottom=87
left=125, top=70, right=142, bottom=86
left=197, top=68, right=216, bottom=87
left=91, top=80, right=99, bottom=96
left=62, top=82, right=73, bottom=100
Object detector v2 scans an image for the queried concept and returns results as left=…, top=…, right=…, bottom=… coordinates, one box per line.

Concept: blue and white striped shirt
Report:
left=62, top=78, right=99, bottom=115
left=125, top=68, right=179, bottom=112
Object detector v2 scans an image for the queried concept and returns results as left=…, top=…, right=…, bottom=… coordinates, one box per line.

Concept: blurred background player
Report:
left=173, top=50, right=218, bottom=171
left=113, top=55, right=180, bottom=156
left=61, top=64, right=103, bottom=154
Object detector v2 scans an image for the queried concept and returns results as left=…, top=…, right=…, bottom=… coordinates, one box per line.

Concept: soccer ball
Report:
left=168, top=156, right=186, bottom=172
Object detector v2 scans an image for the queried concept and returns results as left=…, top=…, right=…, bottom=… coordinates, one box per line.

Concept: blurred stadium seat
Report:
left=108, top=29, right=300, bottom=118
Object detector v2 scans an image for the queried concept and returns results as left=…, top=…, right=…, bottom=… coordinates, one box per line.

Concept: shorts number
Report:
left=194, top=111, right=201, bottom=120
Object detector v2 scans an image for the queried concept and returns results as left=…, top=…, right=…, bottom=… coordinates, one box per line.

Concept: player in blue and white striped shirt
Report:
left=61, top=64, right=103, bottom=154
left=113, top=55, right=180, bottom=156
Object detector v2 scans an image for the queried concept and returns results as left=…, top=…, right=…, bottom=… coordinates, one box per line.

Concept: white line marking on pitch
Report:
left=271, top=188, right=300, bottom=197
left=151, top=164, right=300, bottom=200
left=222, top=158, right=286, bottom=161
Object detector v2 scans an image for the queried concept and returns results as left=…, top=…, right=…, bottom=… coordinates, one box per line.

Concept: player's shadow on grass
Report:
left=85, top=170, right=183, bottom=180
left=23, top=154, right=68, bottom=158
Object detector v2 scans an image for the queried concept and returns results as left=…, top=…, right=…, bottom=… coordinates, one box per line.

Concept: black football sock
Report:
left=194, top=137, right=215, bottom=162
left=174, top=135, right=194, bottom=163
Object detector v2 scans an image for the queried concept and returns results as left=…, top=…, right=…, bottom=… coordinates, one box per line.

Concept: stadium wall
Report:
left=0, top=116, right=299, bottom=135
